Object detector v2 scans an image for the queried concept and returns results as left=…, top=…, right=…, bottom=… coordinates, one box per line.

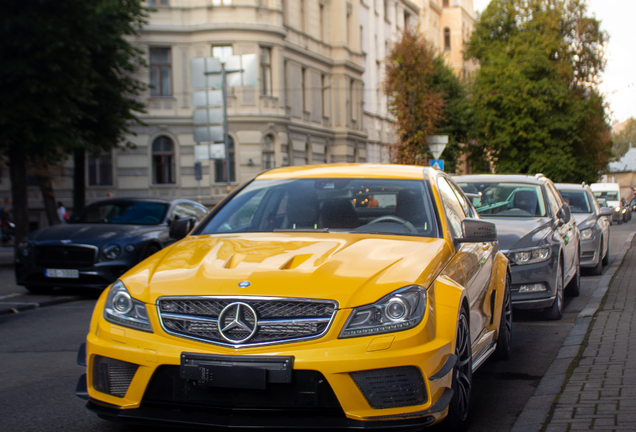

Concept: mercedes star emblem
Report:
left=217, top=302, right=258, bottom=343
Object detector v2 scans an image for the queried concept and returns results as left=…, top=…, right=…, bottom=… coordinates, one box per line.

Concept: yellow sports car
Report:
left=76, top=164, right=512, bottom=430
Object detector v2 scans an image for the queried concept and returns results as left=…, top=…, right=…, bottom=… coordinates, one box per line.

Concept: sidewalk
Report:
left=540, top=236, right=636, bottom=431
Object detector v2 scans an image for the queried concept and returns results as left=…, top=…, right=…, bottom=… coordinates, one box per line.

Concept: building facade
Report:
left=6, top=0, right=476, bottom=230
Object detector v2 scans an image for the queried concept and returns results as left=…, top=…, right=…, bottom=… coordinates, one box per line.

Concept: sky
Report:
left=472, top=0, right=636, bottom=125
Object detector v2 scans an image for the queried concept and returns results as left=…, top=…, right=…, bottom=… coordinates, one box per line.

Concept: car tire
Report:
left=565, top=254, right=581, bottom=297
left=495, top=273, right=513, bottom=361
left=24, top=285, right=52, bottom=294
left=141, top=244, right=161, bottom=261
left=444, top=307, right=473, bottom=432
left=544, top=259, right=564, bottom=320
left=602, top=242, right=610, bottom=266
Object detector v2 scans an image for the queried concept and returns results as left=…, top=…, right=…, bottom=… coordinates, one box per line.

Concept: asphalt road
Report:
left=0, top=219, right=634, bottom=432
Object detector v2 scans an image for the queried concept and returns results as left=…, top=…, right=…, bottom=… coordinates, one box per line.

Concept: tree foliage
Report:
left=466, top=0, right=611, bottom=183
left=611, top=118, right=636, bottom=160
left=1, top=0, right=147, bottom=245
left=383, top=28, right=445, bottom=164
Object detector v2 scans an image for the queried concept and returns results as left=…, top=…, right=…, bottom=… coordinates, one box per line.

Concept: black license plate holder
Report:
left=180, top=353, right=294, bottom=390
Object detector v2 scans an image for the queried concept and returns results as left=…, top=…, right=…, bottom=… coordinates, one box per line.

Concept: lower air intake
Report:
left=350, top=366, right=428, bottom=409
left=92, top=355, right=138, bottom=398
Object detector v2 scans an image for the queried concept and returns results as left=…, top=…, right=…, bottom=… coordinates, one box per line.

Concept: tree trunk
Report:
left=73, top=149, right=86, bottom=213
left=37, top=164, right=61, bottom=226
left=9, top=143, right=29, bottom=254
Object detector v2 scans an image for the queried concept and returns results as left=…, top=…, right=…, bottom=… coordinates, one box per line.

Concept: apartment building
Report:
left=9, top=0, right=476, bottom=229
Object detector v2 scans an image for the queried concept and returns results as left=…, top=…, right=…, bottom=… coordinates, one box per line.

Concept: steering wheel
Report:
left=367, top=215, right=418, bottom=234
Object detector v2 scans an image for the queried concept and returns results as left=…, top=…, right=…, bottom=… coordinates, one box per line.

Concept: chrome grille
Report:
left=158, top=297, right=338, bottom=347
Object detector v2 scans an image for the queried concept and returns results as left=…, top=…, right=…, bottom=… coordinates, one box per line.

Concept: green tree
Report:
left=383, top=28, right=445, bottom=165
left=430, top=56, right=475, bottom=173
left=611, top=118, right=636, bottom=159
left=1, top=0, right=147, bottom=248
left=466, top=0, right=611, bottom=183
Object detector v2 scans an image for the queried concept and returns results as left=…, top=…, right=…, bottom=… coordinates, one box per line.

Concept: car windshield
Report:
left=593, top=191, right=619, bottom=200
left=196, top=178, right=439, bottom=237
left=457, top=182, right=547, bottom=217
left=68, top=201, right=168, bottom=225
left=558, top=190, right=591, bottom=213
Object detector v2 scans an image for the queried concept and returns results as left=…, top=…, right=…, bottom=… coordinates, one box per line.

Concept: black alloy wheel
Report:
left=496, top=274, right=513, bottom=360
left=445, top=308, right=473, bottom=431
left=544, top=259, right=564, bottom=320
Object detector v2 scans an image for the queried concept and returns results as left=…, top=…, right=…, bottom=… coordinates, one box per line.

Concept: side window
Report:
left=448, top=179, right=476, bottom=218
left=437, top=177, right=466, bottom=238
left=544, top=186, right=561, bottom=217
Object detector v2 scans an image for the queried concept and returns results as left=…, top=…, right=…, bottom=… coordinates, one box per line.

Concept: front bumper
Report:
left=509, top=258, right=558, bottom=309
left=14, top=258, right=131, bottom=289
left=76, top=288, right=460, bottom=428
left=579, top=234, right=602, bottom=268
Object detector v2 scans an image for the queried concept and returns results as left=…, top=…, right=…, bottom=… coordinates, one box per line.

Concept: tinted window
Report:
left=197, top=178, right=439, bottom=238
left=557, top=190, right=591, bottom=213
left=457, top=182, right=547, bottom=217
left=69, top=201, right=168, bottom=225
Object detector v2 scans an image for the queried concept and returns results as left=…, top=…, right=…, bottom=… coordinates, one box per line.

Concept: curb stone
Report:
left=510, top=231, right=636, bottom=432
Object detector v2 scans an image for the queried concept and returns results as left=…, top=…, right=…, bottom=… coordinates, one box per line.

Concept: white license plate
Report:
left=45, top=269, right=80, bottom=279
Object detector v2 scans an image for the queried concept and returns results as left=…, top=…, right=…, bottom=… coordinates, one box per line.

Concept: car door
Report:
left=546, top=184, right=577, bottom=282
left=437, top=176, right=495, bottom=360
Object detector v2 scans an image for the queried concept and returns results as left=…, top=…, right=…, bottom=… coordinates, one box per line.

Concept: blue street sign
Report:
left=430, top=160, right=444, bottom=171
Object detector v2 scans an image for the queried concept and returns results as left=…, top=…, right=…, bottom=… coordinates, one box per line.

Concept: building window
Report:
left=148, top=0, right=169, bottom=5
left=212, top=45, right=233, bottom=64
left=320, top=3, right=325, bottom=41
left=321, top=74, right=328, bottom=118
left=300, top=0, right=305, bottom=32
left=302, top=67, right=307, bottom=112
left=215, top=137, right=236, bottom=183
left=212, top=0, right=233, bottom=5
left=260, top=47, right=272, bottom=96
left=383, top=0, right=389, bottom=21
left=305, top=141, right=311, bottom=165
left=149, top=47, right=172, bottom=96
left=262, top=135, right=275, bottom=169
left=443, top=0, right=450, bottom=7
left=444, top=28, right=451, bottom=51
left=152, top=136, right=175, bottom=184
left=404, top=12, right=410, bottom=29
left=88, top=152, right=113, bottom=186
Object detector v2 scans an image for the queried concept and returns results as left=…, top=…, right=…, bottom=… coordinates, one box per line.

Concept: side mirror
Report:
left=557, top=204, right=571, bottom=223
left=599, top=207, right=614, bottom=217
left=169, top=217, right=196, bottom=241
left=457, top=218, right=498, bottom=243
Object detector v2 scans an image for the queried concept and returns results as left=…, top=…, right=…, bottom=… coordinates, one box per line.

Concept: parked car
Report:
left=76, top=164, right=512, bottom=431
left=456, top=174, right=580, bottom=320
left=15, top=198, right=209, bottom=292
left=590, top=183, right=626, bottom=224
left=556, top=183, right=613, bottom=275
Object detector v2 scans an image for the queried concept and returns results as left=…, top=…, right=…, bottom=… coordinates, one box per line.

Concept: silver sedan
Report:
left=556, top=183, right=612, bottom=275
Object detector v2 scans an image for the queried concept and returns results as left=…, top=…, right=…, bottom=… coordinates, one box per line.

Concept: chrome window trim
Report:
left=156, top=295, right=339, bottom=349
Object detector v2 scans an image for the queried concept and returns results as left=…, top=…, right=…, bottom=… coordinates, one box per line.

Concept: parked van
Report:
left=590, top=183, right=627, bottom=224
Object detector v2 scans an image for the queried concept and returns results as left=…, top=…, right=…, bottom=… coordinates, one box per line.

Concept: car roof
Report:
left=256, top=164, right=433, bottom=180
left=554, top=183, right=589, bottom=191
left=455, top=174, right=547, bottom=185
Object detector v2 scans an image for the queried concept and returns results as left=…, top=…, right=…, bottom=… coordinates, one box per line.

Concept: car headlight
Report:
left=339, top=285, right=427, bottom=338
left=615, top=207, right=621, bottom=212
left=580, top=228, right=593, bottom=240
left=18, top=241, right=31, bottom=257
left=508, top=247, right=551, bottom=265
left=103, top=244, right=122, bottom=260
left=103, top=280, right=153, bottom=332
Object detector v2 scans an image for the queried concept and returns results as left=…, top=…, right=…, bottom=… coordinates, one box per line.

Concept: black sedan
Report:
left=456, top=174, right=580, bottom=320
left=15, top=198, right=208, bottom=292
